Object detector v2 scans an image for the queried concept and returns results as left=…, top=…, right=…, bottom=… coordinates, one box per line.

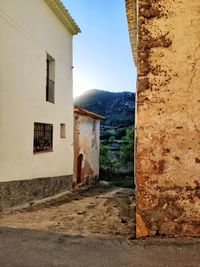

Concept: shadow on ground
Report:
left=0, top=227, right=200, bottom=267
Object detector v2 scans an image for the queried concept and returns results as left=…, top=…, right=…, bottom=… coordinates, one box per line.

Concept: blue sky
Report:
left=62, top=0, right=137, bottom=97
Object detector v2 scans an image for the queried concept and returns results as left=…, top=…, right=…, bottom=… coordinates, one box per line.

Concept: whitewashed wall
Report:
left=0, top=0, right=74, bottom=181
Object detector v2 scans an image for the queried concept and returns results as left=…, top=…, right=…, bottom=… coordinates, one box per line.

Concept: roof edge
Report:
left=74, top=107, right=105, bottom=120
left=45, top=0, right=81, bottom=35
left=125, top=0, right=138, bottom=65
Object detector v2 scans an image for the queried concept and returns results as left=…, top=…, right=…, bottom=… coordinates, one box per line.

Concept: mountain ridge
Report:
left=74, top=89, right=135, bottom=127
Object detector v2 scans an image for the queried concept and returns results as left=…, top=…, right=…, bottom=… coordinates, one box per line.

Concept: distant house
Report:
left=0, top=0, right=80, bottom=211
left=74, top=107, right=104, bottom=187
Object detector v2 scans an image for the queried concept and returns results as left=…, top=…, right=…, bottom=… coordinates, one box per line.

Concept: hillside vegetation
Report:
left=74, top=89, right=135, bottom=187
left=74, top=89, right=135, bottom=127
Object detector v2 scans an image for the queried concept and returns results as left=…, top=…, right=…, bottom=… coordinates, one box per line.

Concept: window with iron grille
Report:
left=33, top=123, right=53, bottom=152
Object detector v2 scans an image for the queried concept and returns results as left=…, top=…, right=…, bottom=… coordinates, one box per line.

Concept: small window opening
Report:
left=92, top=120, right=96, bottom=133
left=46, top=54, right=55, bottom=104
left=34, top=123, right=53, bottom=152
left=60, top=123, right=66, bottom=138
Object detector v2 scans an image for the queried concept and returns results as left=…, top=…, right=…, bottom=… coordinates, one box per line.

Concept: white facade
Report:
left=0, top=0, right=79, bottom=182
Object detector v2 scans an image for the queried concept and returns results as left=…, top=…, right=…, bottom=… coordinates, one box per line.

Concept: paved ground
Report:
left=0, top=185, right=135, bottom=239
left=0, top=185, right=200, bottom=266
left=0, top=227, right=200, bottom=267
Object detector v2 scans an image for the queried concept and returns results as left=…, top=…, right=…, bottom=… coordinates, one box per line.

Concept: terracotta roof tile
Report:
left=74, top=107, right=105, bottom=120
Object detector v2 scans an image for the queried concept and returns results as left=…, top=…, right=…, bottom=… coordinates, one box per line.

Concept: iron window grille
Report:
left=34, top=123, right=53, bottom=152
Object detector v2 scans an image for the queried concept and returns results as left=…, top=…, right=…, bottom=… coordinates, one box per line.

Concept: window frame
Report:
left=46, top=54, right=55, bottom=104
left=33, top=122, right=53, bottom=153
left=60, top=123, right=66, bottom=138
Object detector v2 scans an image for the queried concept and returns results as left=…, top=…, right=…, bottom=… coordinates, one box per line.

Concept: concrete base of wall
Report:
left=0, top=175, right=73, bottom=212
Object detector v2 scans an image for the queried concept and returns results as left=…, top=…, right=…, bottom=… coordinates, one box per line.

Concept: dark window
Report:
left=92, top=120, right=96, bottom=133
left=34, top=123, right=53, bottom=152
left=46, top=55, right=55, bottom=104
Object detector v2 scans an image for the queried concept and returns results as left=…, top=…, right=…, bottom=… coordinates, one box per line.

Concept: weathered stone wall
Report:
left=0, top=175, right=73, bottom=212
left=135, top=0, right=200, bottom=237
left=73, top=114, right=100, bottom=187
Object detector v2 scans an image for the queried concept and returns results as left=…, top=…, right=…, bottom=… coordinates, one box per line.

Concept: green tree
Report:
left=115, top=127, right=126, bottom=139
left=100, top=144, right=117, bottom=171
left=108, top=136, right=115, bottom=143
left=120, top=126, right=134, bottom=163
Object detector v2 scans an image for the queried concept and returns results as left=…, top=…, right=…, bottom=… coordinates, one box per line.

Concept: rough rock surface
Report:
left=134, top=0, right=200, bottom=237
left=0, top=185, right=135, bottom=239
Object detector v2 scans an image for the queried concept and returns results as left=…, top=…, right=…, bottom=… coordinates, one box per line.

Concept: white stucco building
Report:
left=0, top=0, right=80, bottom=211
left=74, top=107, right=104, bottom=187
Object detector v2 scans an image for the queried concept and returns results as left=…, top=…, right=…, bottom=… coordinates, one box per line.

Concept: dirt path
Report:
left=0, top=185, right=135, bottom=239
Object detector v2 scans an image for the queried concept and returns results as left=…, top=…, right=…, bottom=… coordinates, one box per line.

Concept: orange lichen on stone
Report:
left=126, top=0, right=200, bottom=238
left=136, top=213, right=149, bottom=238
